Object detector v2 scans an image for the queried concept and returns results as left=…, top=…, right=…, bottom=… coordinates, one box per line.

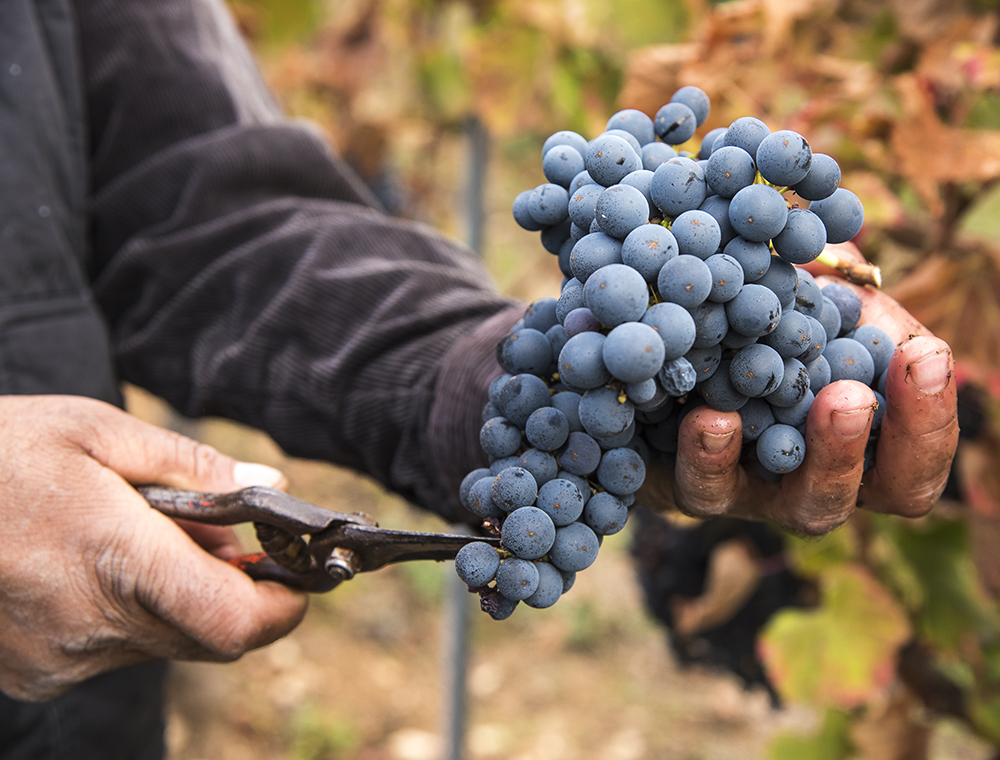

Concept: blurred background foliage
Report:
left=159, top=0, right=1000, bottom=758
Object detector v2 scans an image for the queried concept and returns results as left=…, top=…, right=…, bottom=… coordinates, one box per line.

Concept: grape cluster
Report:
left=457, top=86, right=888, bottom=619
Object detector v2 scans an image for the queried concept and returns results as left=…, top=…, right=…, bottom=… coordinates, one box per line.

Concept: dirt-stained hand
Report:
left=0, top=395, right=308, bottom=702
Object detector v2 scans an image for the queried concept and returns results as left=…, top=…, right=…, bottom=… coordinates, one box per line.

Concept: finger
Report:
left=673, top=407, right=745, bottom=518
left=861, top=336, right=958, bottom=516
left=770, top=380, right=876, bottom=535
left=61, top=398, right=287, bottom=494
left=174, top=520, right=244, bottom=561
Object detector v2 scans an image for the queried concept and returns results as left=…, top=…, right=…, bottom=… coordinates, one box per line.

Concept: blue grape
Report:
left=773, top=389, right=814, bottom=427
left=739, top=398, right=776, bottom=442
left=805, top=354, right=831, bottom=391
left=825, top=337, right=875, bottom=385
left=671, top=85, right=711, bottom=126
left=722, top=116, right=770, bottom=156
left=684, top=344, right=723, bottom=380
left=523, top=298, right=559, bottom=332
left=569, top=232, right=623, bottom=283
left=729, top=344, right=785, bottom=398
left=540, top=219, right=572, bottom=254
left=688, top=300, right=728, bottom=348
left=640, top=302, right=697, bottom=360
left=765, top=357, right=810, bottom=408
left=792, top=153, right=841, bottom=201
left=657, top=254, right=713, bottom=309
left=558, top=238, right=576, bottom=277
left=491, top=466, right=538, bottom=512
left=570, top=170, right=597, bottom=191
left=584, top=263, right=650, bottom=327
left=480, top=416, right=523, bottom=459
left=700, top=127, right=728, bottom=159
left=726, top=283, right=782, bottom=337
left=756, top=424, right=806, bottom=473
left=524, top=561, right=565, bottom=609
left=772, top=208, right=826, bottom=265
left=482, top=401, right=501, bottom=423
left=642, top=142, right=678, bottom=171
left=567, top=182, right=605, bottom=229
left=655, top=101, right=698, bottom=144
left=556, top=280, right=586, bottom=323
left=798, top=315, right=828, bottom=363
left=488, top=373, right=511, bottom=407
left=706, top=145, right=756, bottom=198
left=603, top=129, right=643, bottom=157
left=810, top=187, right=864, bottom=243
left=501, top=506, right=557, bottom=560
left=528, top=183, right=570, bottom=226
left=489, top=456, right=522, bottom=476
left=793, top=269, right=823, bottom=318
left=596, top=447, right=646, bottom=495
left=761, top=309, right=812, bottom=358
left=543, top=130, right=589, bottom=158
left=620, top=169, right=656, bottom=209
left=496, top=558, right=540, bottom=601
left=517, top=449, right=559, bottom=488
left=546, top=323, right=569, bottom=364
left=818, top=294, right=843, bottom=340
left=698, top=358, right=749, bottom=412
left=551, top=391, right=583, bottom=433
left=603, top=321, right=666, bottom=383
left=497, top=373, right=552, bottom=427
left=721, top=327, right=758, bottom=350
left=851, top=324, right=895, bottom=379
left=496, top=328, right=551, bottom=375
left=586, top=134, right=641, bottom=187
left=557, top=470, right=591, bottom=505
left=558, top=430, right=602, bottom=476
left=595, top=184, right=651, bottom=240
left=651, top=158, right=707, bottom=216
left=872, top=390, right=886, bottom=433
left=756, top=255, right=799, bottom=310
left=468, top=476, right=504, bottom=518
left=543, top=145, right=586, bottom=188
left=622, top=224, right=678, bottom=282
left=671, top=210, right=722, bottom=259
left=705, top=253, right=744, bottom=303
left=723, top=235, right=771, bottom=282
left=728, top=184, right=788, bottom=243
left=606, top=108, right=656, bottom=145
left=698, top=195, right=737, bottom=248
left=535, top=478, right=585, bottom=527
left=579, top=386, right=635, bottom=438
left=821, top=282, right=862, bottom=335
left=626, top=378, right=658, bottom=405
left=563, top=307, right=601, bottom=337
left=525, top=407, right=570, bottom=452
left=455, top=542, right=501, bottom=588
left=513, top=189, right=545, bottom=231
left=483, top=592, right=519, bottom=620
left=558, top=331, right=611, bottom=390
left=594, top=419, right=637, bottom=450
left=459, top=467, right=491, bottom=510
left=583, top=491, right=628, bottom=536
left=755, top=129, right=812, bottom=186
left=549, top=522, right=601, bottom=572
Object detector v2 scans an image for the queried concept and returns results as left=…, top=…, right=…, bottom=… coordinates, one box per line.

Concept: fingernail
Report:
left=831, top=407, right=872, bottom=439
left=700, top=430, right=736, bottom=454
left=908, top=350, right=951, bottom=394
left=233, top=462, right=285, bottom=488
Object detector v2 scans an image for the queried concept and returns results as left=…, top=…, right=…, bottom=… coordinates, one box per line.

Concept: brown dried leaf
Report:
left=849, top=685, right=932, bottom=760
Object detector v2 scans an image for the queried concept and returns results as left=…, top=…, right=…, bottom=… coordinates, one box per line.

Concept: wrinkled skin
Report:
left=0, top=395, right=308, bottom=701
left=639, top=243, right=959, bottom=536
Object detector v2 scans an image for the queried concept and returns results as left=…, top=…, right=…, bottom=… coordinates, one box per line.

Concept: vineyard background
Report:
left=141, top=0, right=1000, bottom=758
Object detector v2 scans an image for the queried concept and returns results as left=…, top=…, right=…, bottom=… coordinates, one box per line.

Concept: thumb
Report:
left=67, top=399, right=286, bottom=493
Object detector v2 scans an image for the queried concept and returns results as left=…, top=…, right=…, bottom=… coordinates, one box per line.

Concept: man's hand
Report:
left=0, top=395, right=308, bottom=702
left=640, top=245, right=959, bottom=536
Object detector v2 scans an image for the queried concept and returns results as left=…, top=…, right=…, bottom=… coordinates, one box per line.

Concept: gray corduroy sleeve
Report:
left=75, top=0, right=521, bottom=520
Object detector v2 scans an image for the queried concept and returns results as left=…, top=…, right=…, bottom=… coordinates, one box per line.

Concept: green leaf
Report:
left=759, top=565, right=911, bottom=708
left=784, top=527, right=858, bottom=579
left=768, top=708, right=853, bottom=760
left=876, top=517, right=998, bottom=651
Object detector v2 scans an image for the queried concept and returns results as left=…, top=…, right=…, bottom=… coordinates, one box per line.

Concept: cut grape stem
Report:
left=815, top=248, right=883, bottom=288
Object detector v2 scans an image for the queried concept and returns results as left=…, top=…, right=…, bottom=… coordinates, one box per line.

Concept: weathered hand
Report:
left=639, top=244, right=959, bottom=535
left=0, top=395, right=308, bottom=702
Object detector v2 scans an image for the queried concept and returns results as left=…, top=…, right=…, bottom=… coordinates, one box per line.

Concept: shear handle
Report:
left=138, top=485, right=349, bottom=535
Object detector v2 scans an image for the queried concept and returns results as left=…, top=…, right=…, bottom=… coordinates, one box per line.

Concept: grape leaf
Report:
left=759, top=565, right=911, bottom=708
left=768, top=708, right=853, bottom=760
